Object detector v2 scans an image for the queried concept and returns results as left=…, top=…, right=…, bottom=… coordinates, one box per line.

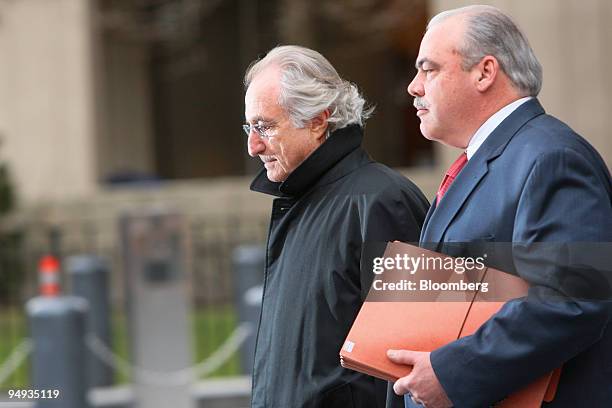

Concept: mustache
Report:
left=414, top=97, right=429, bottom=110
left=260, top=155, right=275, bottom=163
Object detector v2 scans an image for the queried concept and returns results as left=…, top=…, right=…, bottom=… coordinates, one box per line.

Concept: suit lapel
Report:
left=421, top=159, right=488, bottom=245
left=420, top=98, right=546, bottom=246
left=420, top=197, right=437, bottom=242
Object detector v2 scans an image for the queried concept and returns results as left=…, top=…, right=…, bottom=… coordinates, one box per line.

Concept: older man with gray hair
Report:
left=244, top=45, right=429, bottom=407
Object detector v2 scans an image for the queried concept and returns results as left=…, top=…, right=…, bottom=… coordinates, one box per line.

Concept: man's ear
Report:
left=310, top=109, right=330, bottom=141
left=474, top=56, right=499, bottom=92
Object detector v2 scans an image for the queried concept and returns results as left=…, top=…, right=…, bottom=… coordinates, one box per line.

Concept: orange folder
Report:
left=339, top=242, right=561, bottom=407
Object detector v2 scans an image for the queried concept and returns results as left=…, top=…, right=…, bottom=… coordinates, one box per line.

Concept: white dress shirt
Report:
left=465, top=97, right=533, bottom=160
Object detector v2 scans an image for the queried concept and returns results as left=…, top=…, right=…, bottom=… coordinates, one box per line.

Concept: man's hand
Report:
left=387, top=349, right=453, bottom=408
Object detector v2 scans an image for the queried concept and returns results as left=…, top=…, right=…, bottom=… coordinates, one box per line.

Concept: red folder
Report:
left=340, top=242, right=561, bottom=407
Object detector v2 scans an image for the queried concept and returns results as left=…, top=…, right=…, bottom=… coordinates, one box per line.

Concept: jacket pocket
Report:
left=320, top=382, right=354, bottom=408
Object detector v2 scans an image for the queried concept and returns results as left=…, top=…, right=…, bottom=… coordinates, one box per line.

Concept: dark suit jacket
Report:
left=416, top=99, right=612, bottom=407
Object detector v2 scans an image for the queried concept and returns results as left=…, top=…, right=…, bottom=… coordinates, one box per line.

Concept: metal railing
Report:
left=0, top=215, right=268, bottom=389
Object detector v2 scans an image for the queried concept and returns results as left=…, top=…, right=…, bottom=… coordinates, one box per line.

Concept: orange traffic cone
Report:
left=39, top=255, right=60, bottom=296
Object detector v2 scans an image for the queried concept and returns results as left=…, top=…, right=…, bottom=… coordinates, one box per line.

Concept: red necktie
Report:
left=436, top=152, right=468, bottom=205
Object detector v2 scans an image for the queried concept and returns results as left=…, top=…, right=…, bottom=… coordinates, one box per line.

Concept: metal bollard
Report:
left=26, top=296, right=90, bottom=408
left=231, top=245, right=265, bottom=375
left=120, top=211, right=194, bottom=408
left=67, top=255, right=113, bottom=388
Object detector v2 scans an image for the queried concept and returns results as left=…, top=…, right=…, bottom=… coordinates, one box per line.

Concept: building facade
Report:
left=0, top=0, right=609, bottom=208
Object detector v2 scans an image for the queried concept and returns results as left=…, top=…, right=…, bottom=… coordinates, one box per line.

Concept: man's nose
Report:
left=407, top=74, right=424, bottom=97
left=247, top=131, right=265, bottom=157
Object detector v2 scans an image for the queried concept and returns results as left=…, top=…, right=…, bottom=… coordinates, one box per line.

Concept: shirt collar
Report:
left=466, top=96, right=532, bottom=160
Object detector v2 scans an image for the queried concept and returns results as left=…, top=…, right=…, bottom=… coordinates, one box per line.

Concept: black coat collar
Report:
left=250, top=124, right=364, bottom=198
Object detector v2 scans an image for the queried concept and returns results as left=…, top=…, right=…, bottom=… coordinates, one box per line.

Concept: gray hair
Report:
left=244, top=45, right=373, bottom=132
left=429, top=5, right=542, bottom=96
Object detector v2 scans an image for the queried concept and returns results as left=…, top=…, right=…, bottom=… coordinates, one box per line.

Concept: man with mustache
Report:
left=387, top=5, right=612, bottom=408
left=244, top=45, right=429, bottom=407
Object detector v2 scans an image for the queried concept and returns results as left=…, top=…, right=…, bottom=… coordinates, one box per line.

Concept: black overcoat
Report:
left=250, top=125, right=429, bottom=408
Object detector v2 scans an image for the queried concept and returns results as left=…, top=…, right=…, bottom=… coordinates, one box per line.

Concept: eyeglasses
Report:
left=242, top=121, right=277, bottom=139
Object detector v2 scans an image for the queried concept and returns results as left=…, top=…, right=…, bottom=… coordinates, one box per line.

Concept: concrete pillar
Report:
left=98, top=36, right=155, bottom=182
left=0, top=0, right=100, bottom=203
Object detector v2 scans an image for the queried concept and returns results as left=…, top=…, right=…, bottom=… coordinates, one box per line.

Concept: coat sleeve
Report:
left=357, top=181, right=429, bottom=408
left=361, top=181, right=429, bottom=243
left=358, top=181, right=429, bottom=296
left=430, top=147, right=612, bottom=406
